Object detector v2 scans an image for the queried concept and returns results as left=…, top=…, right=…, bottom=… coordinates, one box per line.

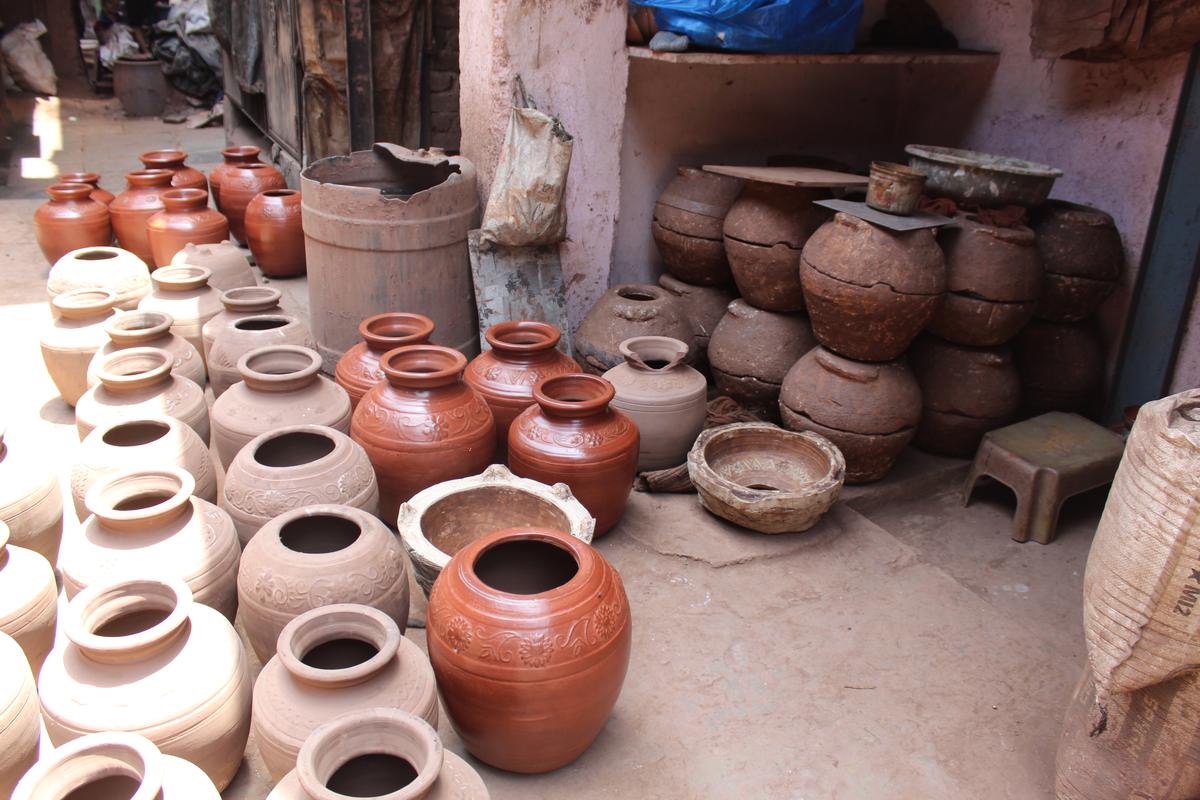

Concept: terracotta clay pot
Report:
left=657, top=274, right=737, bottom=367
left=800, top=212, right=947, bottom=361
left=651, top=167, right=743, bottom=286
left=237, top=504, right=410, bottom=663
left=253, top=604, right=438, bottom=781
left=40, top=288, right=119, bottom=407
left=0, top=632, right=40, bottom=798
left=71, top=416, right=216, bottom=521
left=39, top=577, right=252, bottom=790
left=708, top=299, right=817, bottom=420
left=1032, top=200, right=1123, bottom=322
left=575, top=284, right=694, bottom=374
left=779, top=346, right=922, bottom=483
left=428, top=526, right=631, bottom=773
left=910, top=336, right=1021, bottom=457
left=47, top=246, right=151, bottom=311
left=335, top=312, right=435, bottom=411
left=59, top=171, right=114, bottom=205
left=246, top=189, right=306, bottom=277
left=76, top=347, right=210, bottom=442
left=0, top=521, right=57, bottom=673
left=209, top=145, right=261, bottom=211
left=352, top=345, right=496, bottom=522
left=208, top=312, right=315, bottom=397
left=202, top=286, right=287, bottom=362
left=267, top=709, right=488, bottom=800
left=170, top=240, right=257, bottom=291
left=109, top=170, right=175, bottom=266
left=88, top=310, right=206, bottom=389
left=138, top=265, right=223, bottom=363
left=604, top=336, right=707, bottom=470
left=221, top=424, right=379, bottom=546
left=1013, top=320, right=1105, bottom=415
left=34, top=183, right=112, bottom=266
left=13, top=731, right=221, bottom=800
left=212, top=345, right=352, bottom=469
left=398, top=463, right=595, bottom=595
left=465, top=321, right=580, bottom=457
left=927, top=215, right=1042, bottom=347
left=62, top=468, right=240, bottom=620
left=723, top=183, right=832, bottom=312
left=220, top=163, right=287, bottom=244
left=0, top=426, right=65, bottom=565
left=147, top=189, right=230, bottom=268
left=138, top=149, right=208, bottom=192
left=508, top=374, right=639, bottom=536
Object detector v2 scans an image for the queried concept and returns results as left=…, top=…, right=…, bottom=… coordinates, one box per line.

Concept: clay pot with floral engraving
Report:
left=59, top=171, right=114, bottom=205
left=779, top=346, right=922, bottom=483
left=0, top=521, right=57, bottom=673
left=575, top=284, right=694, bottom=374
left=352, top=345, right=496, bottom=521
left=75, top=347, right=210, bottom=442
left=47, top=246, right=152, bottom=311
left=212, top=345, right=352, bottom=469
left=237, top=504, right=411, bottom=663
left=38, top=576, right=252, bottom=790
left=35, top=183, right=112, bottom=266
left=210, top=145, right=261, bottom=210
left=40, top=288, right=119, bottom=407
left=109, top=169, right=175, bottom=266
left=170, top=240, right=257, bottom=291
left=138, top=265, right=223, bottom=363
left=246, top=189, right=306, bottom=277
left=708, top=299, right=817, bottom=420
left=507, top=374, right=639, bottom=536
left=71, top=416, right=216, bottom=520
left=800, top=212, right=947, bottom=361
left=61, top=467, right=240, bottom=620
left=428, top=526, right=631, bottom=773
left=88, top=310, right=206, bottom=388
left=658, top=274, right=737, bottom=369
left=139, top=149, right=208, bottom=192
left=1013, top=320, right=1105, bottom=415
left=267, top=709, right=489, bottom=800
left=220, top=163, right=287, bottom=244
left=253, top=604, right=439, bottom=781
left=208, top=312, right=314, bottom=397
left=1031, top=200, right=1123, bottom=322
left=0, top=632, right=40, bottom=798
left=13, top=731, right=221, bottom=800
left=652, top=167, right=744, bottom=286
left=335, top=312, right=435, bottom=411
left=147, top=189, right=230, bottom=268
left=0, top=426, right=64, bottom=565
left=465, top=321, right=580, bottom=458
left=221, top=424, right=379, bottom=546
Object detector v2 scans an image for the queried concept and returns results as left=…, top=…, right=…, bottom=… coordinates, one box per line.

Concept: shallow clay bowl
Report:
left=687, top=422, right=845, bottom=534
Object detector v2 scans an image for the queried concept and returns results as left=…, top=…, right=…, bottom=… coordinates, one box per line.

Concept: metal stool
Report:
left=962, top=412, right=1126, bottom=544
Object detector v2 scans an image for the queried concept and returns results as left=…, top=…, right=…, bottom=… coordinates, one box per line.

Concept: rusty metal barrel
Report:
left=300, top=144, right=479, bottom=368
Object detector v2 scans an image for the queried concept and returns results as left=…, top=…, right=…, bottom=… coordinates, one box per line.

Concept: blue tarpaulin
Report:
left=636, top=0, right=864, bottom=54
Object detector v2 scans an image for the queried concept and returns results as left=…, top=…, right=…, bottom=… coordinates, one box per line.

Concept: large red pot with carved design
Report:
left=427, top=525, right=631, bottom=773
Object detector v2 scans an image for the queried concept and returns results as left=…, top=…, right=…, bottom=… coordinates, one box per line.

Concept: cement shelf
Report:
left=627, top=46, right=1001, bottom=66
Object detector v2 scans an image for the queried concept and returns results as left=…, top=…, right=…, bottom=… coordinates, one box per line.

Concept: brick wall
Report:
left=427, top=0, right=460, bottom=150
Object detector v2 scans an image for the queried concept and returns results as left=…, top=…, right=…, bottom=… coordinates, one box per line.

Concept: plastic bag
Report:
left=479, top=78, right=573, bottom=247
left=1, top=20, right=57, bottom=95
left=635, top=0, right=864, bottom=53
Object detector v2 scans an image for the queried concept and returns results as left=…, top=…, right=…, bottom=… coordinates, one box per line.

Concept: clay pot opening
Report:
left=140, top=149, right=186, bottom=166
left=534, top=374, right=615, bottom=418
left=234, top=316, right=289, bottom=331
left=74, top=249, right=119, bottom=261
left=243, top=346, right=317, bottom=376
left=86, top=467, right=195, bottom=531
left=279, top=514, right=361, bottom=554
left=96, top=347, right=172, bottom=390
left=1176, top=402, right=1200, bottom=424
left=616, top=287, right=659, bottom=302
left=381, top=345, right=467, bottom=389
left=239, top=163, right=273, bottom=171
left=125, top=169, right=174, bottom=187
left=222, top=287, right=282, bottom=312
left=703, top=426, right=839, bottom=494
left=160, top=188, right=207, bottom=209
left=48, top=183, right=94, bottom=201
left=254, top=430, right=336, bottom=468
left=93, top=606, right=173, bottom=638
left=423, top=486, right=570, bottom=558
left=473, top=538, right=579, bottom=595
left=52, top=288, right=117, bottom=319
left=222, top=145, right=260, bottom=160
left=296, top=710, right=441, bottom=800
left=151, top=265, right=210, bottom=291
left=360, top=312, right=435, bottom=351
left=262, top=189, right=297, bottom=198
left=68, top=578, right=192, bottom=662
left=301, top=638, right=380, bottom=670
left=60, top=171, right=101, bottom=185
left=17, top=734, right=165, bottom=800
left=101, top=420, right=170, bottom=448
left=485, top=320, right=561, bottom=354
left=325, top=755, right=419, bottom=796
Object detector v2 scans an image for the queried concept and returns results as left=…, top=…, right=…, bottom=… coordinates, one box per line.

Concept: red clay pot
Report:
left=34, top=184, right=112, bottom=266
left=58, top=172, right=114, bottom=205
left=351, top=345, right=496, bottom=522
left=427, top=526, right=631, bottom=773
left=138, top=149, right=208, bottom=192
left=507, top=374, right=639, bottom=536
left=110, top=169, right=175, bottom=267
left=465, top=321, right=581, bottom=458
left=335, top=312, right=435, bottom=411
left=219, top=163, right=287, bottom=244
left=147, top=189, right=230, bottom=268
left=245, top=189, right=305, bottom=277
left=209, top=145, right=261, bottom=211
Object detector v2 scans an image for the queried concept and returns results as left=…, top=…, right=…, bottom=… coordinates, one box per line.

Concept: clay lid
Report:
left=779, top=346, right=922, bottom=435
left=360, top=312, right=435, bottom=352
left=800, top=212, right=947, bottom=295
left=151, top=265, right=211, bottom=292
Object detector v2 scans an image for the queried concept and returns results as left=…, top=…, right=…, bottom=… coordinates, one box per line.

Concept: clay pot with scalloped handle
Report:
left=35, top=183, right=112, bottom=266
left=88, top=310, right=206, bottom=388
left=40, top=288, right=119, bottom=407
left=335, top=312, right=435, bottom=411
left=0, top=521, right=57, bottom=674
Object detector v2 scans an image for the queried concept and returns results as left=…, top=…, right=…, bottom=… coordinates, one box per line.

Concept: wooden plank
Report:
left=468, top=231, right=572, bottom=355
left=702, top=164, right=867, bottom=188
left=344, top=0, right=375, bottom=151
left=628, top=46, right=1000, bottom=67
left=261, top=0, right=302, bottom=157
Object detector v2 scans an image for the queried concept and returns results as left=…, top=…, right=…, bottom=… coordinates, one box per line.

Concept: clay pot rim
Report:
left=381, top=344, right=467, bottom=388
left=296, top=709, right=442, bottom=800
left=64, top=576, right=192, bottom=664
left=139, top=149, right=187, bottom=167
left=221, top=286, right=282, bottom=312
left=245, top=424, right=342, bottom=471
left=151, top=265, right=212, bottom=291
left=12, top=731, right=168, bottom=800
left=64, top=246, right=125, bottom=263
left=263, top=504, right=376, bottom=560
left=96, top=346, right=173, bottom=391
left=257, top=188, right=299, bottom=199
left=360, top=312, right=436, bottom=352
left=52, top=287, right=118, bottom=318
left=221, top=145, right=261, bottom=161
left=160, top=188, right=208, bottom=209
left=238, top=345, right=322, bottom=391
left=47, top=182, right=95, bottom=201
left=276, top=603, right=401, bottom=688
left=688, top=422, right=846, bottom=505
left=123, top=169, right=175, bottom=188
left=234, top=163, right=276, bottom=172
left=534, top=373, right=615, bottom=418
left=613, top=283, right=669, bottom=304
left=485, top=320, right=562, bottom=354
left=59, top=171, right=102, bottom=186
left=84, top=466, right=196, bottom=531
left=105, top=310, right=175, bottom=341
left=93, top=417, right=174, bottom=448
left=460, top=525, right=593, bottom=602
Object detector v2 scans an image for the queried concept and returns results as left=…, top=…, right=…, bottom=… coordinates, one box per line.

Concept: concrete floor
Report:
left=0, top=93, right=1097, bottom=799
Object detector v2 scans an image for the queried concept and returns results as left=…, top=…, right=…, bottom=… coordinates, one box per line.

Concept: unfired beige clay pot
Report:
left=75, top=347, right=210, bottom=442
left=87, top=310, right=207, bottom=389
left=170, top=240, right=257, bottom=292
left=40, top=288, right=120, bottom=407
left=201, top=286, right=286, bottom=361
left=138, top=265, right=223, bottom=364
left=207, top=312, right=315, bottom=397
left=46, top=246, right=151, bottom=311
left=0, top=425, right=65, bottom=565
left=0, top=632, right=40, bottom=799
left=0, top=521, right=57, bottom=674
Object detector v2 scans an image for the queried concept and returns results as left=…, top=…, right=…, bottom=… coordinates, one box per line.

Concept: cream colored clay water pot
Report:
left=39, top=288, right=119, bottom=407
left=75, top=347, right=210, bottom=443
left=0, top=632, right=40, bottom=799
left=0, top=425, right=65, bottom=564
left=47, top=246, right=151, bottom=311
left=0, top=521, right=57, bottom=673
left=87, top=310, right=207, bottom=389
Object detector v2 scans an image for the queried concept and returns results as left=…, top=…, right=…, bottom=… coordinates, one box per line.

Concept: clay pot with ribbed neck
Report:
left=59, top=171, right=114, bottom=204
left=139, top=149, right=208, bottom=191
left=575, top=284, right=695, bottom=374
left=352, top=345, right=497, bottom=521
left=38, top=577, right=252, bottom=790
left=110, top=169, right=175, bottom=266
left=507, top=374, right=639, bottom=536
left=47, top=246, right=152, bottom=310
left=210, top=145, right=261, bottom=211
left=75, top=347, right=210, bottom=442
left=221, top=424, right=379, bottom=546
left=0, top=632, right=40, bottom=798
left=0, top=521, right=57, bottom=674
left=253, top=604, right=439, bottom=780
left=170, top=240, right=257, bottom=291
left=220, top=162, right=287, bottom=243
left=138, top=265, right=223, bottom=364
left=335, top=312, right=435, bottom=411
left=0, top=426, right=64, bottom=565
left=88, top=310, right=206, bottom=388
left=237, top=504, right=411, bottom=663
left=246, top=189, right=306, bottom=277
left=35, top=183, right=112, bottom=266
left=40, top=288, right=119, bottom=407
left=465, top=321, right=580, bottom=458
left=208, top=311, right=314, bottom=397
left=147, top=189, right=230, bottom=268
